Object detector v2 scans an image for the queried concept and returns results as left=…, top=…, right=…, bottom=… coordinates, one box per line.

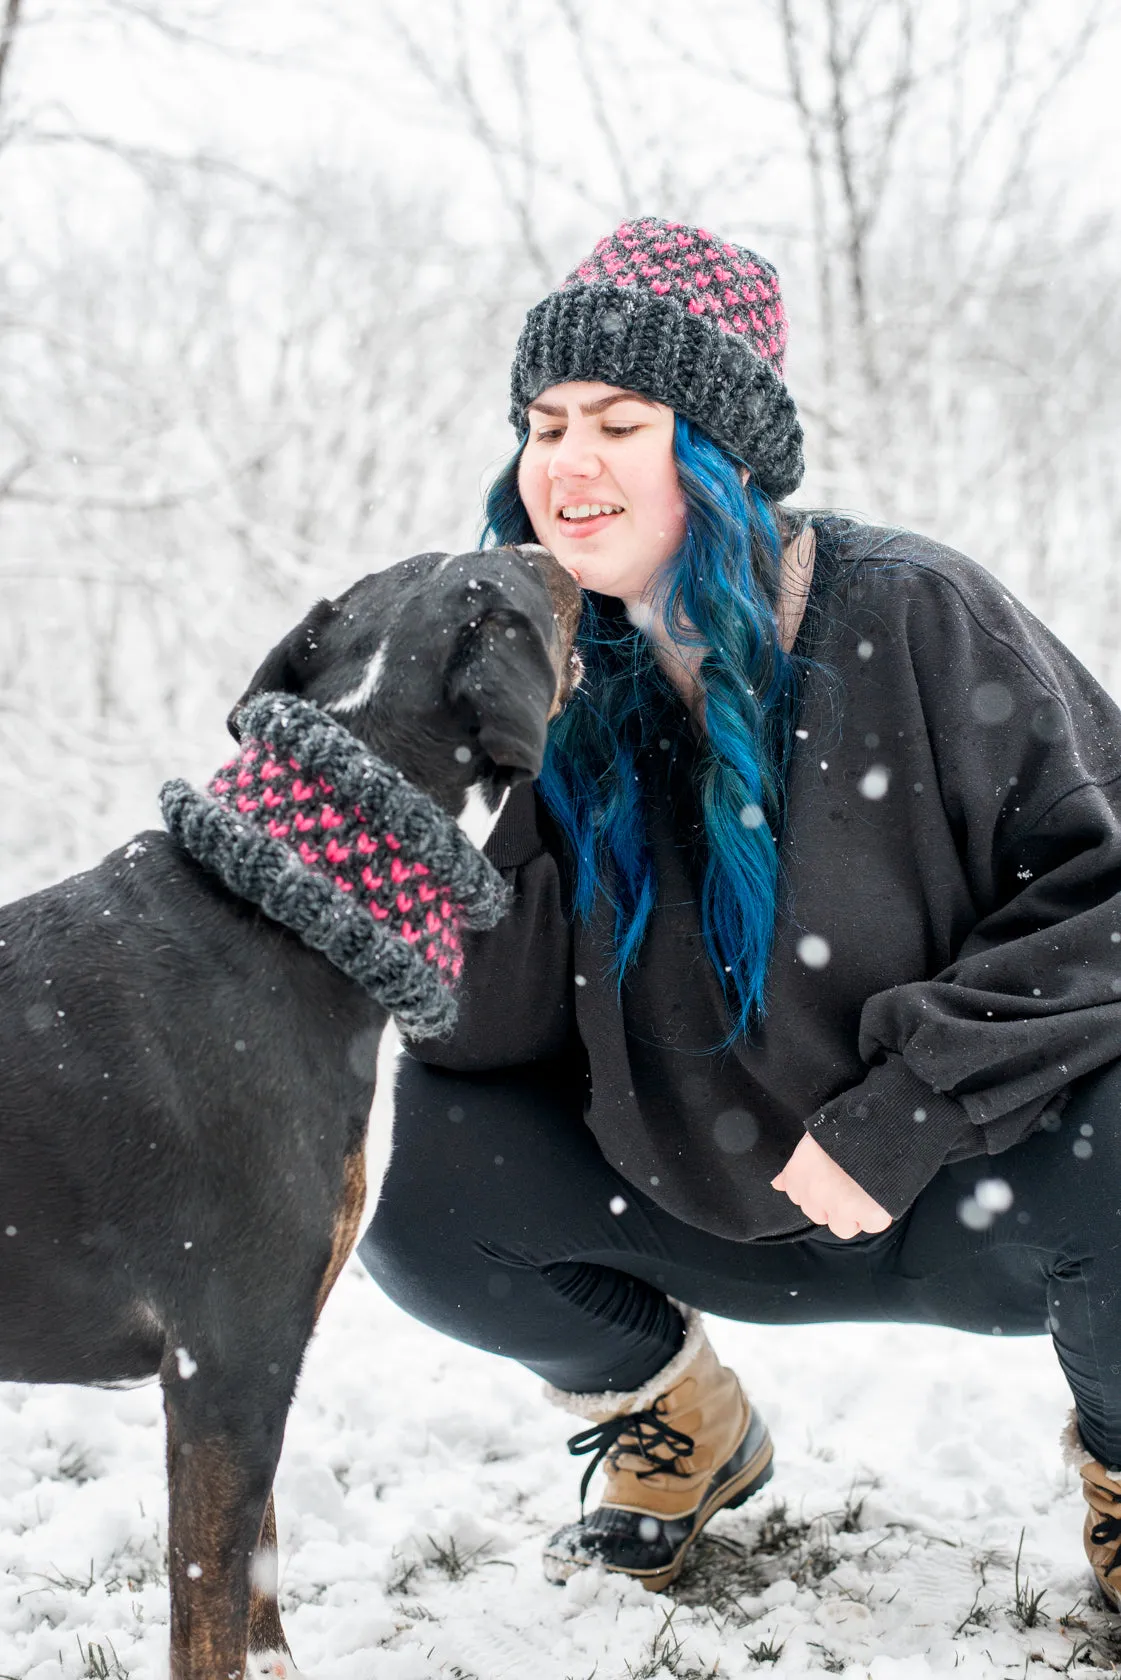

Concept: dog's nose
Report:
left=518, top=548, right=582, bottom=714
left=514, top=545, right=581, bottom=643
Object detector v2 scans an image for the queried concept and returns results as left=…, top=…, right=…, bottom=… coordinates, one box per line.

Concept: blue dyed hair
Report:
left=481, top=414, right=801, bottom=1040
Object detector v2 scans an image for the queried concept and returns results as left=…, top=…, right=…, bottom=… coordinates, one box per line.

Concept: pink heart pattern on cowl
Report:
left=207, top=744, right=465, bottom=979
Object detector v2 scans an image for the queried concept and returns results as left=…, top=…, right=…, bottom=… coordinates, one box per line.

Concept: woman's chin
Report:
left=556, top=561, right=620, bottom=595
left=550, top=540, right=626, bottom=592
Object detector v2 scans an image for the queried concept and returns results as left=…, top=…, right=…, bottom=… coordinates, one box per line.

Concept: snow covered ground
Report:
left=2, top=1225, right=1119, bottom=1679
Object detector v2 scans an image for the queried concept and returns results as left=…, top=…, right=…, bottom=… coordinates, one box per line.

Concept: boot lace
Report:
left=1090, top=1512, right=1121, bottom=1577
left=566, top=1398, right=695, bottom=1514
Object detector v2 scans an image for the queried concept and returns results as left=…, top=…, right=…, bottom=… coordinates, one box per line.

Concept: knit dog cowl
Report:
left=160, top=693, right=510, bottom=1038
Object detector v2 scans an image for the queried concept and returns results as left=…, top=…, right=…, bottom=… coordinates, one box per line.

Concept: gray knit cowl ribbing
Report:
left=160, top=694, right=509, bottom=1037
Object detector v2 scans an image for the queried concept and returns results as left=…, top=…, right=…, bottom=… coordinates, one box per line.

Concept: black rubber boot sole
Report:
left=543, top=1407, right=774, bottom=1592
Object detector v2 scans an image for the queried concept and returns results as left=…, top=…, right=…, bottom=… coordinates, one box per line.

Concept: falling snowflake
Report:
left=975, top=1178, right=1013, bottom=1213
left=957, top=1196, right=992, bottom=1232
left=797, top=934, right=831, bottom=969
left=970, top=682, right=1014, bottom=725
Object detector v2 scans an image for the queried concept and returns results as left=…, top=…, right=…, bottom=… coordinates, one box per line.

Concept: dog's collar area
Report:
left=160, top=694, right=509, bottom=1037
left=212, top=744, right=466, bottom=974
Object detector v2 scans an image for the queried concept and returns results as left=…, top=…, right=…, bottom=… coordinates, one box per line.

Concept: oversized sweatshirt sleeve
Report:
left=807, top=555, right=1121, bottom=1215
left=402, top=780, right=575, bottom=1070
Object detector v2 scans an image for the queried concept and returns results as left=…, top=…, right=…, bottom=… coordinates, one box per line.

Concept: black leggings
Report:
left=359, top=1055, right=1121, bottom=1465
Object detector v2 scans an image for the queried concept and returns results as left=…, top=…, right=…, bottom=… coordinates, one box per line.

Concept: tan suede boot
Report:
left=542, top=1309, right=773, bottom=1592
left=1063, top=1414, right=1121, bottom=1610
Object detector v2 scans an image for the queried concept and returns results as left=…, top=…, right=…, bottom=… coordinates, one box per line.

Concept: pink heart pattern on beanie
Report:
left=566, top=217, right=789, bottom=373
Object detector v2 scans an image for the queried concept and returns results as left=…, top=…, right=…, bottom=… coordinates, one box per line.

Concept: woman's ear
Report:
left=739, top=466, right=751, bottom=487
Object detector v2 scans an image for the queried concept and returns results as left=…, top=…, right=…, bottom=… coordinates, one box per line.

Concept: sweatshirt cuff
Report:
left=806, top=1056, right=971, bottom=1217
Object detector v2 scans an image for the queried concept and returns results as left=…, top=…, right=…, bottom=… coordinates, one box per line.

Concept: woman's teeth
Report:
left=559, top=503, right=622, bottom=521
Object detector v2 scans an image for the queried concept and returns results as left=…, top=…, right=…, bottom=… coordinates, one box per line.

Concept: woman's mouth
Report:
left=555, top=502, right=624, bottom=538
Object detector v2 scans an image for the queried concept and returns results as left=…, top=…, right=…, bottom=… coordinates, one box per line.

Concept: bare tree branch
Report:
left=777, top=0, right=838, bottom=473
left=646, top=1, right=786, bottom=101
left=0, top=0, right=23, bottom=113
left=0, top=450, right=31, bottom=498
left=863, top=0, right=917, bottom=221
left=381, top=0, right=554, bottom=283
left=99, top=0, right=303, bottom=66
left=24, top=125, right=310, bottom=206
left=940, top=0, right=1109, bottom=321
left=823, top=0, right=879, bottom=392
left=552, top=0, right=639, bottom=214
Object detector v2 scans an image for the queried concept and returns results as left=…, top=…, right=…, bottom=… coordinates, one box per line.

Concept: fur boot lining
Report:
left=541, top=1306, right=706, bottom=1422
left=1062, top=1410, right=1121, bottom=1478
left=1062, top=1411, right=1095, bottom=1471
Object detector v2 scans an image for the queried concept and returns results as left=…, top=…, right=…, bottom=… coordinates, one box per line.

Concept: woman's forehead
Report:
left=527, top=380, right=669, bottom=416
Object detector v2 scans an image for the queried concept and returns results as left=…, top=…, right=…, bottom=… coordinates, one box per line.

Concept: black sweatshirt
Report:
left=408, top=522, right=1121, bottom=1241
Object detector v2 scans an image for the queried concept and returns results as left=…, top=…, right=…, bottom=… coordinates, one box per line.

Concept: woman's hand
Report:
left=771, top=1132, right=892, bottom=1239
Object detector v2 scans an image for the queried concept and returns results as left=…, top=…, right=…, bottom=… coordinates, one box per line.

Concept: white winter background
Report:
left=3, top=2, right=1121, bottom=1677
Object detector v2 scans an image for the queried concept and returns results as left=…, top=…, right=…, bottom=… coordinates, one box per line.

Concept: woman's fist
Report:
left=771, top=1132, right=892, bottom=1240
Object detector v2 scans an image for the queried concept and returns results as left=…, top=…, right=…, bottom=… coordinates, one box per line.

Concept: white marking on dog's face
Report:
left=327, top=643, right=386, bottom=714
left=456, top=782, right=509, bottom=849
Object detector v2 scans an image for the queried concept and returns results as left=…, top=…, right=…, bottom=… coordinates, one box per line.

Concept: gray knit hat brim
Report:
left=509, top=282, right=804, bottom=501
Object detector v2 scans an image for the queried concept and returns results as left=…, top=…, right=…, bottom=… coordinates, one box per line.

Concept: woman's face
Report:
left=516, top=381, right=687, bottom=605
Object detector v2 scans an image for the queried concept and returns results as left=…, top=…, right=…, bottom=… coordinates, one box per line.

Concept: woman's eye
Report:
left=603, top=425, right=640, bottom=437
left=534, top=428, right=564, bottom=442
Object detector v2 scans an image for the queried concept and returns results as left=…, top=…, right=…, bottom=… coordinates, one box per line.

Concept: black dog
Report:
left=0, top=545, right=581, bottom=1680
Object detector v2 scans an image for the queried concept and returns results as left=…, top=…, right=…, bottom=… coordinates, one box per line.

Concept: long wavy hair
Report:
left=481, top=415, right=805, bottom=1039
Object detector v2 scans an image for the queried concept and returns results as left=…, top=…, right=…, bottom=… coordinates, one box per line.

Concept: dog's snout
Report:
left=506, top=545, right=582, bottom=714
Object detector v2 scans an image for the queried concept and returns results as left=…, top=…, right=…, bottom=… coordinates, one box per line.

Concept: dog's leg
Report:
left=246, top=1144, right=370, bottom=1677
left=164, top=1365, right=290, bottom=1680
left=244, top=1496, right=292, bottom=1678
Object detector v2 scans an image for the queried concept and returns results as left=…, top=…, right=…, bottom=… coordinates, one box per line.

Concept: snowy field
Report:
left=2, top=1203, right=1118, bottom=1679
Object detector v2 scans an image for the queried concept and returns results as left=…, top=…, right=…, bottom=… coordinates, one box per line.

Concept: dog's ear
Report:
left=227, top=599, right=337, bottom=740
left=446, top=611, right=557, bottom=780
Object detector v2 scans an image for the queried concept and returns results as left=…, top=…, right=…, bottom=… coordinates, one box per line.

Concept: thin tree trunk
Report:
left=777, top=0, right=838, bottom=482
left=0, top=0, right=22, bottom=114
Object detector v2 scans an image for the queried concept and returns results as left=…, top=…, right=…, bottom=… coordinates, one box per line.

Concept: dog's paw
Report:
left=246, top=1651, right=303, bottom=1680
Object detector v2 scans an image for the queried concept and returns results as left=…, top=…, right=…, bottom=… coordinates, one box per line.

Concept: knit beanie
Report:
left=509, top=216, right=804, bottom=501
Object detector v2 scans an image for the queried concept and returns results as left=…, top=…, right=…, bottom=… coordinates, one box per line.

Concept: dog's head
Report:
left=229, top=545, right=583, bottom=844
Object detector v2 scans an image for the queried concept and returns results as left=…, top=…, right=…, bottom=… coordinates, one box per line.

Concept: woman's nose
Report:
left=548, top=427, right=600, bottom=480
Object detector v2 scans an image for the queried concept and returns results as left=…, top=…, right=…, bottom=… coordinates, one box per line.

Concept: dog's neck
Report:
left=160, top=694, right=509, bottom=1038
left=211, top=744, right=467, bottom=977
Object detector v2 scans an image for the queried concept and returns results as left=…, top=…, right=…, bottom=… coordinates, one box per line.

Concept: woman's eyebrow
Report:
left=527, top=393, right=660, bottom=418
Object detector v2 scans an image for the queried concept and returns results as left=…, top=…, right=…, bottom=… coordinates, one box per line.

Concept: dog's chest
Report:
left=359, top=1019, right=405, bottom=1230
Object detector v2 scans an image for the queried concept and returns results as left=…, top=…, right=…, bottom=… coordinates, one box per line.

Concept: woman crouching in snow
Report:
left=360, top=216, right=1121, bottom=1604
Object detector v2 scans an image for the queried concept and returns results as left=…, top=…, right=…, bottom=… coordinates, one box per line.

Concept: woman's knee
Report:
left=358, top=1055, right=587, bottom=1291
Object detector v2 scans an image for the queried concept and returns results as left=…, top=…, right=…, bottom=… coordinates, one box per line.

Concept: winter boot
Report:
left=1063, top=1414, right=1121, bottom=1610
left=542, top=1308, right=773, bottom=1592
